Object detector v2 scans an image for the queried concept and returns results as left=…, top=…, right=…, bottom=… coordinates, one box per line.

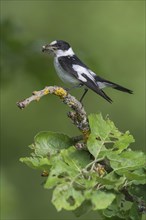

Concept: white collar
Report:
left=56, top=47, right=74, bottom=57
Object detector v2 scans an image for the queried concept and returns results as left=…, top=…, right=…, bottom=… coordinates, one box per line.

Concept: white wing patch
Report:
left=78, top=74, right=87, bottom=82
left=72, top=65, right=96, bottom=82
left=88, top=69, right=97, bottom=77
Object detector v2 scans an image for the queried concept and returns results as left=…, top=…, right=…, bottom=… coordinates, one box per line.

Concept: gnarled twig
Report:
left=17, top=86, right=90, bottom=139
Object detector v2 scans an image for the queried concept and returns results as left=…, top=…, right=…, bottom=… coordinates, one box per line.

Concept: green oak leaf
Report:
left=87, top=133, right=106, bottom=158
left=61, top=146, right=91, bottom=169
left=85, top=190, right=115, bottom=210
left=108, top=151, right=146, bottom=175
left=19, top=157, right=51, bottom=170
left=113, top=131, right=135, bottom=153
left=52, top=183, right=85, bottom=211
left=30, top=131, right=73, bottom=157
left=44, top=157, right=78, bottom=189
left=88, top=113, right=113, bottom=140
left=124, top=169, right=146, bottom=185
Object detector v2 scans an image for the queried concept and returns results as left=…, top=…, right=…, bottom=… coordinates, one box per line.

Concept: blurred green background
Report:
left=1, top=1, right=145, bottom=220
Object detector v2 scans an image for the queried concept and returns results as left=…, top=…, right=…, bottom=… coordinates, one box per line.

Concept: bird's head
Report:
left=42, top=40, right=74, bottom=57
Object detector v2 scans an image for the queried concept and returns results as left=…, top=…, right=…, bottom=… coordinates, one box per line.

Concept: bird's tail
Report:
left=110, top=82, right=133, bottom=94
left=96, top=76, right=133, bottom=94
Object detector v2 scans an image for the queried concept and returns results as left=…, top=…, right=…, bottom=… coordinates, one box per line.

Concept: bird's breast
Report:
left=54, top=58, right=79, bottom=85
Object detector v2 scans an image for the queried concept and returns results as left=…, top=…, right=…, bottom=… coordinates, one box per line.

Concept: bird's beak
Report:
left=42, top=44, right=56, bottom=53
left=42, top=44, right=50, bottom=52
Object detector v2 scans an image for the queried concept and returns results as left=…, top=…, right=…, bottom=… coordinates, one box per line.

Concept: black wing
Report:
left=58, top=55, right=88, bottom=77
left=58, top=56, right=112, bottom=103
left=81, top=73, right=112, bottom=103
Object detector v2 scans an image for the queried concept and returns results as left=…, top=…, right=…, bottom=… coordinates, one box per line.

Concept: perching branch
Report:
left=17, top=86, right=90, bottom=139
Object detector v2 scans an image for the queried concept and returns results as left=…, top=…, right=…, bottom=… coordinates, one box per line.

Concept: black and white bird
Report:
left=42, top=40, right=133, bottom=103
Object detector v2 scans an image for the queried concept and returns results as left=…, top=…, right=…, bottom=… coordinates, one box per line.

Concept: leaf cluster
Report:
left=20, top=114, right=146, bottom=219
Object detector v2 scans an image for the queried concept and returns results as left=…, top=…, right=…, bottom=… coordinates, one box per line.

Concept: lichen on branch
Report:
left=17, top=86, right=90, bottom=138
